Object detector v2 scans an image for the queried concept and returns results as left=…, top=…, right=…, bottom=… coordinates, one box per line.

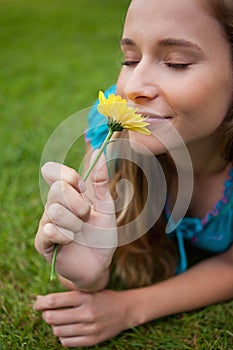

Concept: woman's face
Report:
left=117, top=0, right=233, bottom=155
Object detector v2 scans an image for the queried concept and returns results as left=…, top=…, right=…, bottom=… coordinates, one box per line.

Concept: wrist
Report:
left=120, top=288, right=152, bottom=328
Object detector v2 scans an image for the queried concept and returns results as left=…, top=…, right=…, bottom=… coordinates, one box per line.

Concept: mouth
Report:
left=137, top=111, right=173, bottom=121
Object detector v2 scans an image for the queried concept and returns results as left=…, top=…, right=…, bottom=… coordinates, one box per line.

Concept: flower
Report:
left=97, top=91, right=151, bottom=134
left=50, top=91, right=150, bottom=281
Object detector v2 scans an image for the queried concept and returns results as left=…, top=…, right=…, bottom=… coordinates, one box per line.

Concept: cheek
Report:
left=128, top=124, right=184, bottom=155
left=167, top=73, right=233, bottom=124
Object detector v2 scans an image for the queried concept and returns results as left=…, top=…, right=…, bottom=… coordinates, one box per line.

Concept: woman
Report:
left=34, top=0, right=233, bottom=347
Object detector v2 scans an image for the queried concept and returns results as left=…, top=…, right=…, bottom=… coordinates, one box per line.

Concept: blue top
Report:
left=166, top=167, right=233, bottom=273
left=85, top=85, right=116, bottom=149
left=86, top=85, right=233, bottom=273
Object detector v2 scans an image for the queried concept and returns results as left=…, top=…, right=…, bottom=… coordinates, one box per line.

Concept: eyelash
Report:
left=121, top=60, right=139, bottom=66
left=121, top=61, right=190, bottom=69
left=165, top=62, right=190, bottom=69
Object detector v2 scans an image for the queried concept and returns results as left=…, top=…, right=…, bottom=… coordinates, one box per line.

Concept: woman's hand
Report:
left=35, top=152, right=117, bottom=290
left=33, top=289, right=134, bottom=348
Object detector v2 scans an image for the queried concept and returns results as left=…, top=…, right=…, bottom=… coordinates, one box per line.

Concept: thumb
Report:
left=90, top=150, right=114, bottom=212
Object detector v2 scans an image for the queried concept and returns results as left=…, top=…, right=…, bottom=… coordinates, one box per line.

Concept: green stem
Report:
left=49, top=128, right=114, bottom=282
left=50, top=243, right=58, bottom=281
left=83, top=128, right=114, bottom=181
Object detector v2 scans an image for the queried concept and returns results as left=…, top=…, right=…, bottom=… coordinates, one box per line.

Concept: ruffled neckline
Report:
left=201, top=165, right=233, bottom=225
left=165, top=165, right=233, bottom=229
left=166, top=165, right=233, bottom=274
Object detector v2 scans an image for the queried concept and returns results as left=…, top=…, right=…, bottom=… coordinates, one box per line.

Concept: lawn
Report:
left=0, top=0, right=232, bottom=349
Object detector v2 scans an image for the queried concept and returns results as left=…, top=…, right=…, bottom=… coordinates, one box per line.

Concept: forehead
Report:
left=127, top=0, right=207, bottom=23
left=123, top=0, right=226, bottom=48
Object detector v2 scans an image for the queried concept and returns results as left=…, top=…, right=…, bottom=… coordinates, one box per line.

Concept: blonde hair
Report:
left=109, top=132, right=178, bottom=288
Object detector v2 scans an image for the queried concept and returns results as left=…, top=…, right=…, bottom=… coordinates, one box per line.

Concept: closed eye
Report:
left=165, top=62, right=191, bottom=69
left=121, top=60, right=139, bottom=66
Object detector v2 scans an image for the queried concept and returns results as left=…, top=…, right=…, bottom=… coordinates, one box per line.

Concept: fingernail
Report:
left=78, top=179, right=86, bottom=192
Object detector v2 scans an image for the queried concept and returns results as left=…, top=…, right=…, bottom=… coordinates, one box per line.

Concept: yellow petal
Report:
left=125, top=126, right=151, bottom=135
left=97, top=91, right=151, bottom=135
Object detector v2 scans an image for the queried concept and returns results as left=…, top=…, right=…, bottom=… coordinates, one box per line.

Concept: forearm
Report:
left=126, top=249, right=233, bottom=327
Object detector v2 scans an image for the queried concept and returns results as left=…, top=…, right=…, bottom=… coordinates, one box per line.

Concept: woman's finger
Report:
left=52, top=322, right=97, bottom=337
left=35, top=224, right=74, bottom=253
left=41, top=162, right=86, bottom=192
left=34, top=291, right=85, bottom=310
left=42, top=307, right=95, bottom=325
left=47, top=180, right=90, bottom=220
left=46, top=203, right=83, bottom=232
left=59, top=335, right=99, bottom=348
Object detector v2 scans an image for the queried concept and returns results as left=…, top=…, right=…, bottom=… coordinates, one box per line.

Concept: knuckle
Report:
left=71, top=290, right=82, bottom=300
left=34, top=235, right=40, bottom=252
left=43, top=311, right=54, bottom=324
left=52, top=325, right=60, bottom=336
left=34, top=228, right=45, bottom=253
left=43, top=223, right=55, bottom=240
left=38, top=215, right=45, bottom=228
left=70, top=169, right=80, bottom=184
left=46, top=294, right=57, bottom=308
left=49, top=181, right=59, bottom=198
left=90, top=322, right=100, bottom=335
left=49, top=180, right=67, bottom=201
left=47, top=185, right=55, bottom=203
left=47, top=203, right=63, bottom=220
left=84, top=309, right=96, bottom=323
left=67, top=168, right=79, bottom=185
left=78, top=202, right=90, bottom=218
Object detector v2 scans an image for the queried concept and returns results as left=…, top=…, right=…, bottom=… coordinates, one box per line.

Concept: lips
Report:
left=136, top=111, right=172, bottom=120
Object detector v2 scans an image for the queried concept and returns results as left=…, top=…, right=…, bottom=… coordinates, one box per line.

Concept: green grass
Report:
left=0, top=0, right=232, bottom=349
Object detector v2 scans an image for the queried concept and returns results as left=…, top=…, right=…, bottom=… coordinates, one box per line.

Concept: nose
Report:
left=123, top=60, right=160, bottom=103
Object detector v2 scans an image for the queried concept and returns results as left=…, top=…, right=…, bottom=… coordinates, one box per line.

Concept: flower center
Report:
left=108, top=118, right=124, bottom=132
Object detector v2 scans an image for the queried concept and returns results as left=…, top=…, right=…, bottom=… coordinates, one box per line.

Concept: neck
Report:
left=163, top=136, right=231, bottom=219
left=187, top=135, right=229, bottom=176
left=169, top=134, right=229, bottom=177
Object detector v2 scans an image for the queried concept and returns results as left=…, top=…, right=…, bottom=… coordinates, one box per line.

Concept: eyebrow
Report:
left=158, top=38, right=203, bottom=53
left=120, top=37, right=203, bottom=53
left=120, top=38, right=136, bottom=46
